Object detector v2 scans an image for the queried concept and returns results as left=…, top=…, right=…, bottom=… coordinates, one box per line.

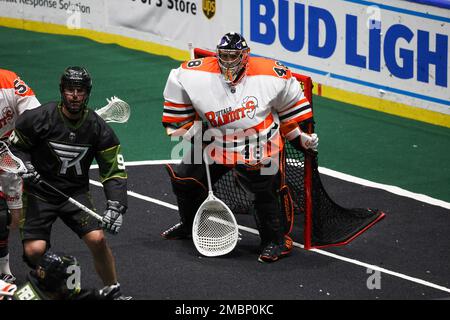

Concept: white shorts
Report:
left=0, top=171, right=23, bottom=209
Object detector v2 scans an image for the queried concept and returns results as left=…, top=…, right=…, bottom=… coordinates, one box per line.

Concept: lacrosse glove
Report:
left=101, top=200, right=127, bottom=235
left=21, top=161, right=41, bottom=184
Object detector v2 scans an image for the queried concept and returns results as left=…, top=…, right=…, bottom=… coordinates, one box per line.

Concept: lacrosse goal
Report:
left=193, top=48, right=385, bottom=249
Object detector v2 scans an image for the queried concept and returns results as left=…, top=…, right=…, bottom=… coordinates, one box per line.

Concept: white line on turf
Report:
left=90, top=160, right=450, bottom=210
left=89, top=178, right=450, bottom=294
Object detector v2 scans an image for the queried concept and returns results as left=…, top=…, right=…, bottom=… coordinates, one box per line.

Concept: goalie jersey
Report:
left=10, top=102, right=127, bottom=205
left=162, top=56, right=313, bottom=164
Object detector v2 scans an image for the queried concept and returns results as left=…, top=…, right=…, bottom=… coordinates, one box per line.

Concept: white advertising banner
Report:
left=0, top=0, right=104, bottom=30
left=106, top=0, right=238, bottom=51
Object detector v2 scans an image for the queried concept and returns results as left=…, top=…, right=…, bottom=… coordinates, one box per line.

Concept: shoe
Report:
left=258, top=236, right=293, bottom=263
left=0, top=273, right=16, bottom=284
left=99, top=283, right=132, bottom=300
left=161, top=222, right=191, bottom=240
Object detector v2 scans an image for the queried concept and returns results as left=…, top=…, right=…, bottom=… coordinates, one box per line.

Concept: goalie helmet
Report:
left=60, top=66, right=92, bottom=114
left=33, top=251, right=80, bottom=294
left=216, top=32, right=250, bottom=85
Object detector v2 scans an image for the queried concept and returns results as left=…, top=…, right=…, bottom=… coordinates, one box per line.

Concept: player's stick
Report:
left=95, top=96, right=130, bottom=124
left=192, top=149, right=239, bottom=257
left=0, top=141, right=103, bottom=221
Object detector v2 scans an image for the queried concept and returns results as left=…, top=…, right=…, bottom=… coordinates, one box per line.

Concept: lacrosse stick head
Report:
left=192, top=194, right=239, bottom=257
left=0, top=141, right=27, bottom=174
left=95, top=96, right=130, bottom=123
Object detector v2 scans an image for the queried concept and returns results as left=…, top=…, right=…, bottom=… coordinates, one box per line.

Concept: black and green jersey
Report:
left=12, top=273, right=101, bottom=300
left=10, top=102, right=127, bottom=206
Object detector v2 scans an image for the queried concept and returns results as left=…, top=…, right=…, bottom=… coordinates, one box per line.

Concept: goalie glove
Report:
left=101, top=200, right=126, bottom=235
left=300, top=132, right=319, bottom=152
left=290, top=131, right=319, bottom=152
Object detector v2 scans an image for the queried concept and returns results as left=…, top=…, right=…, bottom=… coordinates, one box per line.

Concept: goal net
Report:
left=193, top=48, right=385, bottom=249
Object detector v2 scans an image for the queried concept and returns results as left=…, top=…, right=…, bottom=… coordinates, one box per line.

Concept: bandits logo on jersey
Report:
left=204, top=96, right=258, bottom=127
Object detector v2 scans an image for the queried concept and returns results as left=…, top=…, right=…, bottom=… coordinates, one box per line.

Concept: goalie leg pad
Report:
left=279, top=185, right=294, bottom=234
left=234, top=165, right=276, bottom=195
left=166, top=162, right=231, bottom=227
left=235, top=166, right=288, bottom=245
left=166, top=163, right=207, bottom=195
left=165, top=164, right=207, bottom=227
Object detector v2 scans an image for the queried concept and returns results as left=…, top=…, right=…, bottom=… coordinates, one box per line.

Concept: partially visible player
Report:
left=9, top=66, right=129, bottom=297
left=0, top=251, right=130, bottom=300
left=161, top=32, right=318, bottom=262
left=0, top=69, right=41, bottom=283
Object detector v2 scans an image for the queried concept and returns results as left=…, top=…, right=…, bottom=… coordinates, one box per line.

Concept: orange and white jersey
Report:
left=162, top=57, right=313, bottom=164
left=0, top=69, right=40, bottom=139
left=0, top=69, right=40, bottom=204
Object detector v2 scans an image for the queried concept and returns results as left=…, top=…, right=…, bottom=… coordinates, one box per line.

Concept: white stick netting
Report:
left=193, top=199, right=239, bottom=257
left=95, top=96, right=130, bottom=123
left=0, top=141, right=26, bottom=174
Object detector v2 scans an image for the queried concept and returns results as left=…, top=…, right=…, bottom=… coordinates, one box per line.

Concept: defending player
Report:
left=0, top=69, right=41, bottom=283
left=161, top=32, right=318, bottom=262
left=8, top=66, right=129, bottom=296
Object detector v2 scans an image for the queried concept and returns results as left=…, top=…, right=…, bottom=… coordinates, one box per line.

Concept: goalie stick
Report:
left=192, top=148, right=239, bottom=257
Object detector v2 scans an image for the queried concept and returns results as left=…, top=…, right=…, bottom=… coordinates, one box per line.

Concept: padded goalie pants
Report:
left=166, top=149, right=289, bottom=245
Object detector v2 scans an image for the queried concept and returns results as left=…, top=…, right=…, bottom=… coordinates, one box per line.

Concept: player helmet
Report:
left=34, top=251, right=80, bottom=294
left=216, top=32, right=250, bottom=85
left=60, top=66, right=92, bottom=114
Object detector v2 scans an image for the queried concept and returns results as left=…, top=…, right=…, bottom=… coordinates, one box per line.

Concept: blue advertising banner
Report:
left=405, top=0, right=450, bottom=9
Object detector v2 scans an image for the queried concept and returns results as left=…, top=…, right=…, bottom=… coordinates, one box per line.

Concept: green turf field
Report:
left=1, top=26, right=449, bottom=203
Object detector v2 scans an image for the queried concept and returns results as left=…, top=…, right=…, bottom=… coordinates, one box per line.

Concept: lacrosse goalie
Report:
left=161, top=32, right=318, bottom=262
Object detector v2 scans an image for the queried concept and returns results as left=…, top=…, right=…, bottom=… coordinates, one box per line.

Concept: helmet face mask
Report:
left=60, top=66, right=92, bottom=115
left=216, top=32, right=250, bottom=85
